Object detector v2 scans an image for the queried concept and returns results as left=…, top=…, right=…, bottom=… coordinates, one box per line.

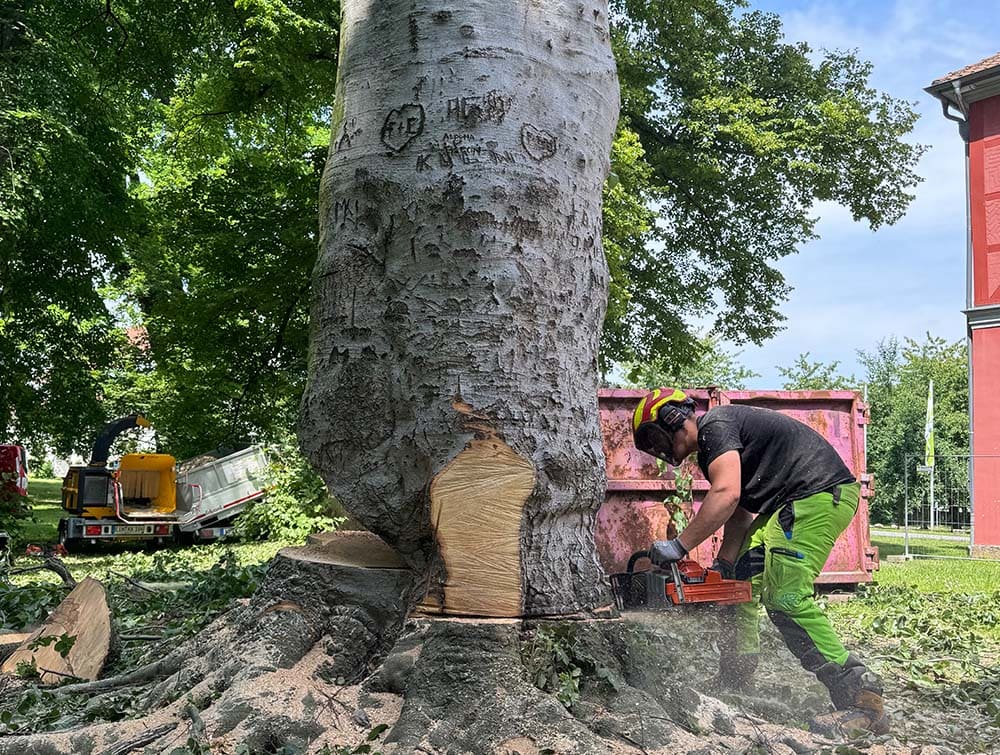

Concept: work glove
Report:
left=649, top=538, right=687, bottom=567
left=711, top=557, right=736, bottom=580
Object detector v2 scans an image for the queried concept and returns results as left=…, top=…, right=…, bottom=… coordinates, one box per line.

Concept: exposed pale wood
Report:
left=0, top=632, right=32, bottom=645
left=420, top=438, right=534, bottom=617
left=1, top=577, right=111, bottom=684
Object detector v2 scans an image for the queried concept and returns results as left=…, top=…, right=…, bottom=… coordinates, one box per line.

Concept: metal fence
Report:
left=869, top=454, right=1000, bottom=559
left=867, top=454, right=967, bottom=559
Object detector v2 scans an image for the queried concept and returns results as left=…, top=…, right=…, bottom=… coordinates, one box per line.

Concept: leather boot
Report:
left=811, top=654, right=889, bottom=736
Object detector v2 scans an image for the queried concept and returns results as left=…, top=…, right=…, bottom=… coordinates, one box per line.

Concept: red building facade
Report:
left=928, top=52, right=1000, bottom=557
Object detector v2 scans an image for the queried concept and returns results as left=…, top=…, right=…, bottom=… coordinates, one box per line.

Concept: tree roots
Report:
left=0, top=551, right=934, bottom=755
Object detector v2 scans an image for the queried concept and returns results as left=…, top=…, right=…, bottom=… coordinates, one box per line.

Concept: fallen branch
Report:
left=97, top=722, right=177, bottom=755
left=53, top=654, right=182, bottom=696
left=107, top=571, right=157, bottom=594
left=8, top=558, right=76, bottom=588
left=118, top=634, right=162, bottom=642
left=37, top=667, right=81, bottom=682
left=133, top=580, right=190, bottom=592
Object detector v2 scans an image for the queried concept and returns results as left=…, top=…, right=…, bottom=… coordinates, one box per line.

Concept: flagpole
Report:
left=930, top=462, right=936, bottom=529
left=926, top=379, right=935, bottom=530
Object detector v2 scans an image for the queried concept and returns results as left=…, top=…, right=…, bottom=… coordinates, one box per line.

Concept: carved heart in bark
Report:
left=521, top=123, right=558, bottom=161
left=381, top=104, right=426, bottom=152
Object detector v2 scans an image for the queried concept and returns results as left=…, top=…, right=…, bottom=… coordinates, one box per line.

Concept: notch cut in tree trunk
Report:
left=420, top=437, right=533, bottom=616
left=1, top=577, right=111, bottom=684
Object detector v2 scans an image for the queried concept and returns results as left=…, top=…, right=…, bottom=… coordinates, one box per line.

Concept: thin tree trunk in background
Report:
left=300, top=0, right=619, bottom=617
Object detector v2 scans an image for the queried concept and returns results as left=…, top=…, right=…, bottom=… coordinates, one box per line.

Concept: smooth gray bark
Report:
left=300, top=0, right=619, bottom=616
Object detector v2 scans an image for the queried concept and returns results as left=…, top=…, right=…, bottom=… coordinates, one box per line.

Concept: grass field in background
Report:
left=870, top=535, right=1000, bottom=593
left=20, top=478, right=63, bottom=546
left=870, top=532, right=970, bottom=559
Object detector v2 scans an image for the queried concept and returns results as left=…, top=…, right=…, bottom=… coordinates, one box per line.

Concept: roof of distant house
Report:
left=125, top=326, right=150, bottom=352
left=933, top=51, right=1000, bottom=86
left=927, top=51, right=1000, bottom=110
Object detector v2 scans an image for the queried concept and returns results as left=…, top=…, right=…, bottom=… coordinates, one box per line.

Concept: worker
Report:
left=631, top=388, right=888, bottom=735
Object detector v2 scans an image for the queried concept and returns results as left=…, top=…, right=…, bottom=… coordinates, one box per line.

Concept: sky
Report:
left=724, top=0, right=1000, bottom=387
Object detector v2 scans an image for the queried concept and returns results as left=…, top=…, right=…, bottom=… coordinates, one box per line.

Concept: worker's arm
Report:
left=716, top=506, right=755, bottom=564
left=677, top=450, right=742, bottom=554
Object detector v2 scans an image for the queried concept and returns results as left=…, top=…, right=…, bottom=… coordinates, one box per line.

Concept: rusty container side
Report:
left=596, top=389, right=878, bottom=584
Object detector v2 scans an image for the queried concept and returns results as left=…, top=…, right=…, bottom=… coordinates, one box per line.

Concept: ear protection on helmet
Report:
left=656, top=398, right=695, bottom=433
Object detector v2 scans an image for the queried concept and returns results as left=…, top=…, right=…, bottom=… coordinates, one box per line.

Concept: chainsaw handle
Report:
left=626, top=549, right=652, bottom=574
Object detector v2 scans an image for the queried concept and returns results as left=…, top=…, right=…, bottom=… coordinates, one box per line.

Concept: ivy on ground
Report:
left=828, top=582, right=1000, bottom=748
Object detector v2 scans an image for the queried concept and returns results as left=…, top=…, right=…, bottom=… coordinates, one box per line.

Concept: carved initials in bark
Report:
left=520, top=123, right=558, bottom=161
left=380, top=104, right=425, bottom=152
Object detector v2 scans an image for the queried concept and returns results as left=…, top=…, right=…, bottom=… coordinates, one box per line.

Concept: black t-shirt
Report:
left=696, top=405, right=855, bottom=515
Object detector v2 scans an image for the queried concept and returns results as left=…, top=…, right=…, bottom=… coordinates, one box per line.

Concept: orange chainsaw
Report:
left=610, top=548, right=751, bottom=610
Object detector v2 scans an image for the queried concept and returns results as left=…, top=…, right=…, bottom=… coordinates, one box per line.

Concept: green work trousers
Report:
left=729, top=482, right=860, bottom=669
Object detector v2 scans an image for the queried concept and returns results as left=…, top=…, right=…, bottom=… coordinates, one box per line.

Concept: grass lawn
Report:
left=870, top=532, right=971, bottom=560
left=868, top=533, right=1000, bottom=593
left=20, top=477, right=64, bottom=547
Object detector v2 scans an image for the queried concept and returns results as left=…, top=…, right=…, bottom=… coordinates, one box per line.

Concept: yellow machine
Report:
left=59, top=414, right=269, bottom=549
left=60, top=415, right=177, bottom=544
left=61, top=414, right=158, bottom=519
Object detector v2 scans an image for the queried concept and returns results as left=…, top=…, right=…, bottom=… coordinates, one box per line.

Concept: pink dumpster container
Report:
left=596, top=389, right=879, bottom=585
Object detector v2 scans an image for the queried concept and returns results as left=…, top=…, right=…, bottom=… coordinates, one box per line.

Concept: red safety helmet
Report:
left=632, top=388, right=696, bottom=464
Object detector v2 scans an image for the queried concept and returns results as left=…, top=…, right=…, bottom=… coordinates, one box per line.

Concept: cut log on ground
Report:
left=1, top=577, right=111, bottom=684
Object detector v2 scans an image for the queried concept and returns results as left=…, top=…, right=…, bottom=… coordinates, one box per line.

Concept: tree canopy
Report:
left=617, top=333, right=759, bottom=390
left=604, top=0, right=924, bottom=368
left=1, top=0, right=924, bottom=456
left=1, top=0, right=337, bottom=455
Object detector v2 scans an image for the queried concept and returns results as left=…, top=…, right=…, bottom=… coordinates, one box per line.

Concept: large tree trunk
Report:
left=299, top=0, right=620, bottom=618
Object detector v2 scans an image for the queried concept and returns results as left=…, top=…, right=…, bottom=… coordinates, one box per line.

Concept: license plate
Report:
left=114, top=525, right=148, bottom=535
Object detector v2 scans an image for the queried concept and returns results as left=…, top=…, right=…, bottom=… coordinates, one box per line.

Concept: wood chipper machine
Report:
left=59, top=414, right=268, bottom=549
